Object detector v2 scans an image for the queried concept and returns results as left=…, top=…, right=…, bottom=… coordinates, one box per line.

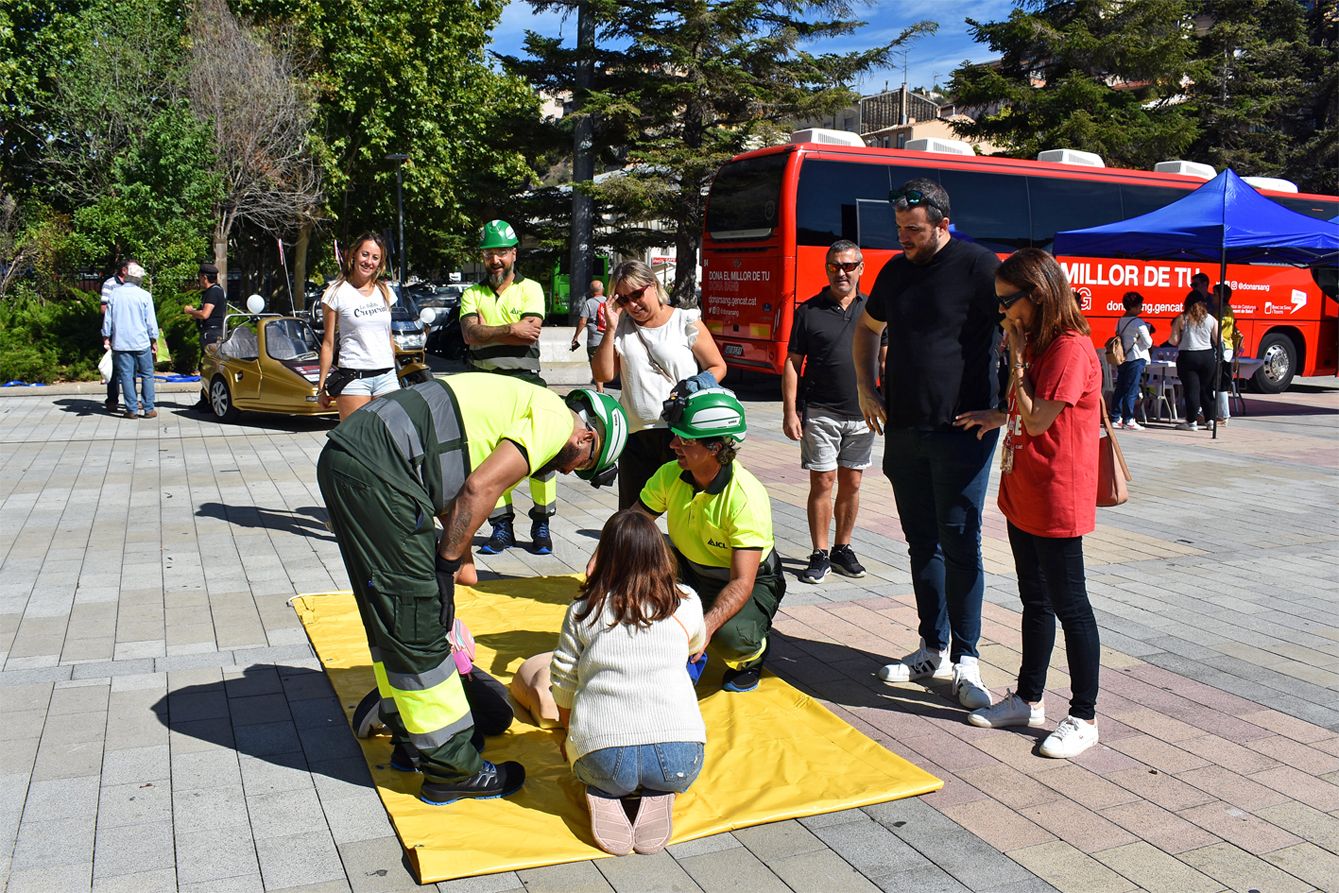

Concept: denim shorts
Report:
left=801, top=410, right=875, bottom=471
left=339, top=369, right=399, bottom=398
left=573, top=741, right=704, bottom=798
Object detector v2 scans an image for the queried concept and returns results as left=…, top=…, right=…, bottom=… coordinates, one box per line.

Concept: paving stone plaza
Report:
left=1, top=371, right=1337, bottom=893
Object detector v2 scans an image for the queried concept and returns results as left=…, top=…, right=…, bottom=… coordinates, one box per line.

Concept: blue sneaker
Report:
left=530, top=518, right=553, bottom=555
left=479, top=518, right=515, bottom=554
left=418, top=760, right=525, bottom=806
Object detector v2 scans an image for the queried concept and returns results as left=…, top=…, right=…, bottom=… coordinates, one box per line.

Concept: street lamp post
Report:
left=386, top=153, right=409, bottom=285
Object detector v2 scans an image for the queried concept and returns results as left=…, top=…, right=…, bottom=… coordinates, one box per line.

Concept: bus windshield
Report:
left=706, top=153, right=788, bottom=241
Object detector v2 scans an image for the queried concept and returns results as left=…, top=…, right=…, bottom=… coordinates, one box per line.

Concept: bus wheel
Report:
left=1253, top=333, right=1297, bottom=394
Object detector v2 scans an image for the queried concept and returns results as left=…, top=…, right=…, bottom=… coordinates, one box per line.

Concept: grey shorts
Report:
left=800, top=410, right=875, bottom=471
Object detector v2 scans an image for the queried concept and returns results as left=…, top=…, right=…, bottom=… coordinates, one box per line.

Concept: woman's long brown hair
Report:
left=577, top=508, right=683, bottom=628
left=339, top=232, right=392, bottom=306
left=998, top=248, right=1090, bottom=357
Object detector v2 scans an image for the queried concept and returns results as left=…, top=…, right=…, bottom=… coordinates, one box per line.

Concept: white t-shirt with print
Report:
left=323, top=281, right=395, bottom=370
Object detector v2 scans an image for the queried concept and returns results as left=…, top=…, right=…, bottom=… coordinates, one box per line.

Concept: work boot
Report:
left=479, top=517, right=515, bottom=554
left=390, top=742, right=418, bottom=772
left=418, top=760, right=525, bottom=806
left=530, top=517, right=553, bottom=555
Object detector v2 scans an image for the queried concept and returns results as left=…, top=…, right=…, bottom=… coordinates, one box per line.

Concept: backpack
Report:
left=594, top=299, right=607, bottom=334
left=1104, top=335, right=1125, bottom=367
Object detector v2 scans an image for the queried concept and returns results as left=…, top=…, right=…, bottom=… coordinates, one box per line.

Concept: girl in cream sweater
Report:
left=551, top=508, right=706, bottom=856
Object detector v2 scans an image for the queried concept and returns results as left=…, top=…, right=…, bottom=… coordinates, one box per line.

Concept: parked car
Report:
left=200, top=311, right=334, bottom=422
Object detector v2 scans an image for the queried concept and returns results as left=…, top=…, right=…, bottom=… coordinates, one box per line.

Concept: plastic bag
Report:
left=98, top=350, right=113, bottom=383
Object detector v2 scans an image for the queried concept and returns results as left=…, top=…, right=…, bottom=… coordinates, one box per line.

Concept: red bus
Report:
left=700, top=142, right=1338, bottom=391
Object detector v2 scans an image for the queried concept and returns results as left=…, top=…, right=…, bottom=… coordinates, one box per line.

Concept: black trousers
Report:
left=1176, top=348, right=1215, bottom=424
left=618, top=428, right=676, bottom=510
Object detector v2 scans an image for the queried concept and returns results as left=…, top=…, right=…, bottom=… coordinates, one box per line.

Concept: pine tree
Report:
left=948, top=0, right=1199, bottom=168
left=504, top=1, right=932, bottom=302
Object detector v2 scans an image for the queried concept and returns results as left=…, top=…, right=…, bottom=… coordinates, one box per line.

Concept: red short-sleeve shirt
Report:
left=998, top=331, right=1102, bottom=538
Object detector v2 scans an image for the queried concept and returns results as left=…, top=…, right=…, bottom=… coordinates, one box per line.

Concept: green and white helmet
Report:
left=478, top=219, right=519, bottom=250
left=565, top=388, right=629, bottom=486
left=666, top=387, right=747, bottom=445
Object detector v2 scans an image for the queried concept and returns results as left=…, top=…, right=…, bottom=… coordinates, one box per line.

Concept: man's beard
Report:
left=536, top=440, right=585, bottom=477
left=488, top=265, right=511, bottom=287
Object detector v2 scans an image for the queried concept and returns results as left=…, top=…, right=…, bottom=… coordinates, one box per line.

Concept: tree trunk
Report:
left=568, top=0, right=597, bottom=325
left=293, top=220, right=312, bottom=310
left=213, top=215, right=230, bottom=297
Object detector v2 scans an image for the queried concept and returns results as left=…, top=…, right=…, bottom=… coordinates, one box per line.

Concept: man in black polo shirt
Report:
left=853, top=178, right=1000, bottom=711
left=783, top=239, right=876, bottom=584
left=184, top=263, right=227, bottom=350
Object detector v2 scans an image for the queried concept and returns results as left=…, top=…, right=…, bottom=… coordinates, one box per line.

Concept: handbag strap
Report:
left=1098, top=398, right=1133, bottom=482
left=631, top=320, right=676, bottom=384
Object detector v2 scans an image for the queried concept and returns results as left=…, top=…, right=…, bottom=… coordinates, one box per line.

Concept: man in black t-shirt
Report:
left=184, top=263, right=226, bottom=351
left=783, top=239, right=877, bottom=585
left=852, top=178, right=1001, bottom=712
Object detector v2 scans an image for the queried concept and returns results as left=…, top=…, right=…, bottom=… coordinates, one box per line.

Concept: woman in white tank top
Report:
left=1170, top=297, right=1219, bottom=431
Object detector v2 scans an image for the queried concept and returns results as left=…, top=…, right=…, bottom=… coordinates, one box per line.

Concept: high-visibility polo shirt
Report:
left=324, top=375, right=574, bottom=516
left=460, top=275, right=546, bottom=378
left=639, top=460, right=773, bottom=580
left=447, top=372, right=574, bottom=476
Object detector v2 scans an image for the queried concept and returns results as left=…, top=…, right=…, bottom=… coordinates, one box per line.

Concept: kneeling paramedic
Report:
left=317, top=373, right=628, bottom=804
left=638, top=386, right=784, bottom=693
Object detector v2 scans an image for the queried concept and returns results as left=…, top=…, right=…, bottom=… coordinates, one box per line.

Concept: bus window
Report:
left=856, top=199, right=898, bottom=250
left=1028, top=178, right=1125, bottom=251
left=706, top=152, right=788, bottom=240
left=796, top=160, right=895, bottom=246
left=1121, top=183, right=1190, bottom=219
left=935, top=169, right=1030, bottom=253
left=1273, top=195, right=1339, bottom=221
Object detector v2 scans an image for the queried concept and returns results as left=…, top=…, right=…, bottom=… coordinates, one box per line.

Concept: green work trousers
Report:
left=317, top=443, right=482, bottom=783
left=675, top=550, right=786, bottom=670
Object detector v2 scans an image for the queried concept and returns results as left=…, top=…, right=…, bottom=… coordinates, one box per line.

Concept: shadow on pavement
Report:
left=53, top=397, right=115, bottom=417
left=197, top=502, right=335, bottom=542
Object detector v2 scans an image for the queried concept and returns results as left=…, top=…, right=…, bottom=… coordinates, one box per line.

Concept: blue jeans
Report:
left=883, top=427, right=998, bottom=662
left=1007, top=522, right=1100, bottom=720
left=1112, top=358, right=1146, bottom=423
left=573, top=742, right=704, bottom=799
left=114, top=348, right=155, bottom=414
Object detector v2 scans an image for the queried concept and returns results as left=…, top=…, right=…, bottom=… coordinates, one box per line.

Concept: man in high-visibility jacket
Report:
left=317, top=374, right=627, bottom=805
left=459, top=219, right=559, bottom=555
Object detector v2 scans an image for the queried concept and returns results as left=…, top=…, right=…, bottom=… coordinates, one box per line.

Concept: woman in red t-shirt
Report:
left=954, top=248, right=1103, bottom=760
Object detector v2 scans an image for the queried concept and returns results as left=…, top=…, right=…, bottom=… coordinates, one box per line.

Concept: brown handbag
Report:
left=1097, top=399, right=1132, bottom=506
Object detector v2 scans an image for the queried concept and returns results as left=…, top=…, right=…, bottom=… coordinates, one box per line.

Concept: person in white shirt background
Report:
left=317, top=233, right=398, bottom=420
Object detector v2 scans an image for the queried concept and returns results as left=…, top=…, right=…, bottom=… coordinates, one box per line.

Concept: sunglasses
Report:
left=825, top=261, right=863, bottom=273
left=997, top=287, right=1032, bottom=310
left=890, top=187, right=946, bottom=215
left=614, top=284, right=652, bottom=305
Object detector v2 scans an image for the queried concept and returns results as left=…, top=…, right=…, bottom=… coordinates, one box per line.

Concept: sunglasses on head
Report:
left=997, top=287, right=1032, bottom=309
left=825, top=261, right=863, bottom=273
left=891, top=187, right=946, bottom=215
left=614, top=284, right=651, bottom=305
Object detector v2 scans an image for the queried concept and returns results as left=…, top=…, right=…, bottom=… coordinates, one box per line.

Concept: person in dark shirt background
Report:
left=852, top=177, right=1001, bottom=712
left=782, top=239, right=878, bottom=585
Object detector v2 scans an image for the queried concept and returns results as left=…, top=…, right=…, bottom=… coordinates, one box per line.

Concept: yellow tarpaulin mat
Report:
left=293, top=577, right=941, bottom=884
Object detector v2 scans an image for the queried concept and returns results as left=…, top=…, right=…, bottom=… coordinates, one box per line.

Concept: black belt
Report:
left=342, top=367, right=393, bottom=378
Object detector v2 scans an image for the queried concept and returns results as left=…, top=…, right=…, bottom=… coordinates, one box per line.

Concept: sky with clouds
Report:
left=486, top=0, right=1016, bottom=95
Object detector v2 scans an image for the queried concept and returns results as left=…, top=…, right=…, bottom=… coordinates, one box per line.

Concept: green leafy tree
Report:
left=949, top=0, right=1198, bottom=168
left=504, top=1, right=933, bottom=302
left=234, top=0, right=537, bottom=286
left=1185, top=0, right=1337, bottom=193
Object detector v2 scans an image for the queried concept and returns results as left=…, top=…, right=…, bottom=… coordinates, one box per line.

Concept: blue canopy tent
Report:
left=1054, top=168, right=1339, bottom=437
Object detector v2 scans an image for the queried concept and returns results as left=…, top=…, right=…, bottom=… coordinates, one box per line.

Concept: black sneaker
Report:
left=829, top=544, right=866, bottom=578
left=722, top=641, right=769, bottom=693
left=390, top=742, right=418, bottom=772
left=419, top=760, right=525, bottom=806
left=798, top=550, right=830, bottom=584
left=530, top=517, right=553, bottom=555
left=479, top=518, right=515, bottom=554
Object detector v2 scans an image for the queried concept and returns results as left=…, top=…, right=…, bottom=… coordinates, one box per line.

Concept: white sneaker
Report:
left=968, top=690, right=1045, bottom=729
left=1177, top=421, right=1199, bottom=431
left=1111, top=419, right=1124, bottom=429
left=877, top=639, right=952, bottom=683
left=1040, top=715, right=1100, bottom=759
left=1123, top=419, right=1143, bottom=431
left=953, top=657, right=992, bottom=709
